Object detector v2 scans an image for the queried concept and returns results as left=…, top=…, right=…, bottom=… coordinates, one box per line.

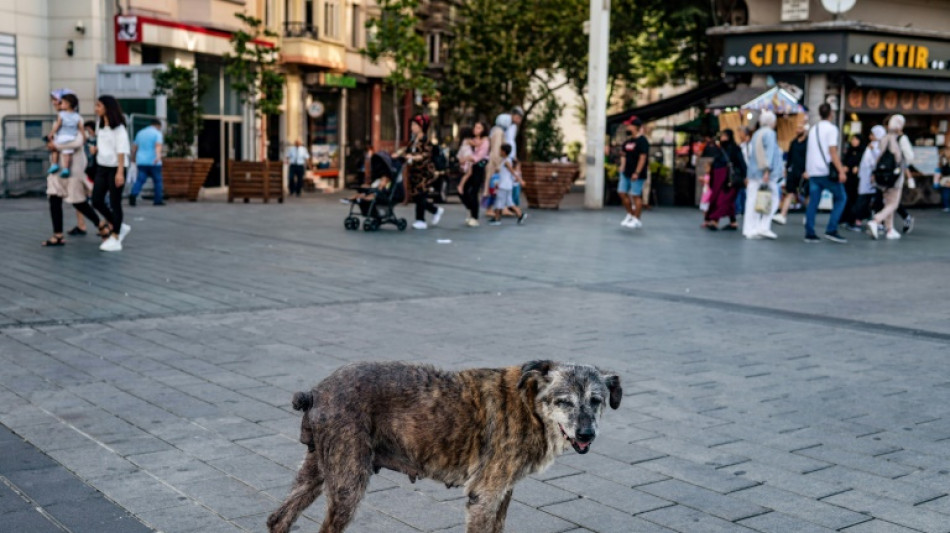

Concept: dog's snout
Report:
left=575, top=428, right=595, bottom=443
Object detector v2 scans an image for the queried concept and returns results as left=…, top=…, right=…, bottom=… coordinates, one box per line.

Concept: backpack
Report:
left=873, top=136, right=903, bottom=189
left=431, top=144, right=448, bottom=172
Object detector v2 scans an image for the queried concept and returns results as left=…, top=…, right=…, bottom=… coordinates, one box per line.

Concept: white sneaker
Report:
left=630, top=216, right=642, bottom=228
left=466, top=218, right=480, bottom=227
left=622, top=214, right=633, bottom=227
left=773, top=214, right=787, bottom=225
left=412, top=220, right=427, bottom=230
left=760, top=230, right=778, bottom=240
left=431, top=207, right=444, bottom=226
left=99, top=236, right=122, bottom=252
left=118, top=223, right=131, bottom=243
left=867, top=222, right=879, bottom=240
left=886, top=229, right=901, bottom=240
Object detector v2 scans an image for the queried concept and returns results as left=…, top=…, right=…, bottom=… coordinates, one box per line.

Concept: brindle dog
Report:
left=267, top=360, right=621, bottom=533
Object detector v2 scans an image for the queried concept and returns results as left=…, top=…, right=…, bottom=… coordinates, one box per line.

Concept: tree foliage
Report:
left=224, top=13, right=285, bottom=117
left=152, top=64, right=208, bottom=158
left=528, top=96, right=565, bottom=162
left=362, top=0, right=436, bottom=142
left=443, top=0, right=718, bottom=121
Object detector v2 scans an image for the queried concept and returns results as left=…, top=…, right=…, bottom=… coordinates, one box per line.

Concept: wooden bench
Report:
left=228, top=160, right=284, bottom=203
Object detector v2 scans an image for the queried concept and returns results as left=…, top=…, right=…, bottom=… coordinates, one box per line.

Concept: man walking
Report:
left=618, top=117, right=649, bottom=228
left=129, top=119, right=164, bottom=206
left=804, top=103, right=849, bottom=243
left=286, top=139, right=310, bottom=197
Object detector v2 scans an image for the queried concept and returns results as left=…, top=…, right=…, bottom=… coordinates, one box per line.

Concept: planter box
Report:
left=521, top=162, right=579, bottom=209
left=163, top=158, right=213, bottom=201
left=228, top=160, right=284, bottom=203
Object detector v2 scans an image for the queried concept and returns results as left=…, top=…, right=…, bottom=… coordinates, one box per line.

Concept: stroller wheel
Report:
left=344, top=216, right=359, bottom=230
left=363, top=218, right=380, bottom=232
left=396, top=219, right=408, bottom=231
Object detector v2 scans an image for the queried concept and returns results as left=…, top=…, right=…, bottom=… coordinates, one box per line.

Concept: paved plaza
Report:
left=1, top=191, right=949, bottom=533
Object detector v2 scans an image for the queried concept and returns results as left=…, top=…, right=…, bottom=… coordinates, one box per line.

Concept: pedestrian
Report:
left=43, top=114, right=104, bottom=247
left=506, top=107, right=524, bottom=207
left=804, top=103, right=849, bottom=244
left=286, top=139, right=310, bottom=197
left=618, top=116, right=649, bottom=228
left=401, top=114, right=443, bottom=229
left=704, top=129, right=744, bottom=231
left=840, top=134, right=864, bottom=230
left=488, top=143, right=526, bottom=226
left=743, top=110, right=782, bottom=240
left=92, top=95, right=132, bottom=252
left=129, top=119, right=165, bottom=206
left=853, top=125, right=886, bottom=225
left=774, top=120, right=807, bottom=226
left=735, top=125, right=753, bottom=216
left=64, top=120, right=98, bottom=236
left=458, top=121, right=490, bottom=227
left=867, top=114, right=914, bottom=240
left=937, top=153, right=950, bottom=213
left=699, top=161, right=712, bottom=215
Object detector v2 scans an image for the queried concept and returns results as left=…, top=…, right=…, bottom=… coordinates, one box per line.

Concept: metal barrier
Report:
left=1, top=115, right=56, bottom=197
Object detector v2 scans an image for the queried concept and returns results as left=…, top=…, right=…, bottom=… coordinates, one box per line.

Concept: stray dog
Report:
left=267, top=360, right=621, bottom=533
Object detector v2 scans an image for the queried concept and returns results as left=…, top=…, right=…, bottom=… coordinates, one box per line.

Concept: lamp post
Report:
left=584, top=0, right=610, bottom=209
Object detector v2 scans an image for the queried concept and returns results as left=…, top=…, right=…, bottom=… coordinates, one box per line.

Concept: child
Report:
left=854, top=125, right=886, bottom=225
left=489, top=144, right=526, bottom=225
left=47, top=94, right=83, bottom=177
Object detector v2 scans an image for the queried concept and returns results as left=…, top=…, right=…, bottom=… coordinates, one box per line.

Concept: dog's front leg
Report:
left=465, top=486, right=512, bottom=533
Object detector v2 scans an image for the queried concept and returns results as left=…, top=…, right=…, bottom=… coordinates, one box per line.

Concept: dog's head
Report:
left=518, top=360, right=621, bottom=454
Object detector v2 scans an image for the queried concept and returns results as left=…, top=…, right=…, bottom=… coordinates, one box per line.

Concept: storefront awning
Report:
left=742, top=87, right=807, bottom=114
left=607, top=78, right=734, bottom=129
left=849, top=74, right=950, bottom=94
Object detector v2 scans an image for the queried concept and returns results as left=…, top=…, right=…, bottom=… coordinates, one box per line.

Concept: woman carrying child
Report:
left=487, top=143, right=526, bottom=226
left=457, top=121, right=490, bottom=227
left=401, top=114, right=444, bottom=230
left=47, top=93, right=82, bottom=177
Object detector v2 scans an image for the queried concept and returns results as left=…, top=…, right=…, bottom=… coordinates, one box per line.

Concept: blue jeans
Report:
left=942, top=188, right=950, bottom=210
left=805, top=175, right=847, bottom=237
left=735, top=187, right=746, bottom=215
left=131, top=165, right=164, bottom=204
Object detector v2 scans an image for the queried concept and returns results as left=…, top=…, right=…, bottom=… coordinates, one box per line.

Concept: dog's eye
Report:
left=590, top=398, right=602, bottom=408
left=555, top=399, right=575, bottom=409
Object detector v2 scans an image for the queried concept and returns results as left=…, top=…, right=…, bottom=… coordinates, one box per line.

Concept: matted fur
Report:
left=267, top=360, right=622, bottom=533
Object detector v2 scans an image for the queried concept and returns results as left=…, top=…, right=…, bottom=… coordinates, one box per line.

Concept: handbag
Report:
left=754, top=184, right=772, bottom=214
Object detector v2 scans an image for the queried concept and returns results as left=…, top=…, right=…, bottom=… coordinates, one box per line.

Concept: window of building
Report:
left=324, top=0, right=340, bottom=40
left=0, top=33, right=16, bottom=98
left=351, top=4, right=361, bottom=49
left=305, top=0, right=315, bottom=34
left=427, top=32, right=441, bottom=65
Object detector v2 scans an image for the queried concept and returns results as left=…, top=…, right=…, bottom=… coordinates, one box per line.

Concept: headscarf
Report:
left=411, top=114, right=430, bottom=133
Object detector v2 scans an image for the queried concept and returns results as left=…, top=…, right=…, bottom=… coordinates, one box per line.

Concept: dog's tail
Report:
left=292, top=391, right=313, bottom=411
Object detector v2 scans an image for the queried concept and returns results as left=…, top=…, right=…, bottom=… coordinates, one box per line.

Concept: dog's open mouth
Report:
left=559, top=425, right=592, bottom=454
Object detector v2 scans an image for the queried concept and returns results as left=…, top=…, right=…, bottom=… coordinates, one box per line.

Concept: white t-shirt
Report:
left=286, top=146, right=310, bottom=166
left=96, top=124, right=131, bottom=168
left=805, top=120, right=839, bottom=177
left=497, top=156, right=515, bottom=190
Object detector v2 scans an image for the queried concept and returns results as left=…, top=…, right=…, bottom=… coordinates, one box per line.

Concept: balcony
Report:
left=281, top=21, right=345, bottom=70
left=283, top=21, right=319, bottom=39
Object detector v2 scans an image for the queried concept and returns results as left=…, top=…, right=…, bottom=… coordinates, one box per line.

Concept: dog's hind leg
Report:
left=489, top=489, right=513, bottom=533
left=319, top=442, right=372, bottom=533
left=267, top=453, right=325, bottom=533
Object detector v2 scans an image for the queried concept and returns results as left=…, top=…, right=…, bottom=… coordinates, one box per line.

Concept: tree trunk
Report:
left=393, top=88, right=401, bottom=149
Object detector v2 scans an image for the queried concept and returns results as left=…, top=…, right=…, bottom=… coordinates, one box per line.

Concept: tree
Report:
left=224, top=13, right=285, bottom=159
left=152, top=64, right=208, bottom=158
left=528, top=96, right=565, bottom=162
left=362, top=0, right=436, bottom=145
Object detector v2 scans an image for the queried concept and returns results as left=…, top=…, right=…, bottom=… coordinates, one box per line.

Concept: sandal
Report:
left=41, top=236, right=65, bottom=247
left=97, top=223, right=112, bottom=239
left=67, top=226, right=87, bottom=236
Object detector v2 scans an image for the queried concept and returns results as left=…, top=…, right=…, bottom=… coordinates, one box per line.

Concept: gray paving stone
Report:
left=638, top=479, right=768, bottom=522
left=737, top=511, right=835, bottom=533
left=541, top=498, right=677, bottom=532
left=822, top=490, right=950, bottom=533
left=546, top=473, right=673, bottom=515
left=730, top=485, right=872, bottom=530
left=637, top=504, right=757, bottom=532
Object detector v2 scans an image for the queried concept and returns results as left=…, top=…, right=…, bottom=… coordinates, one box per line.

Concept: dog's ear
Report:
left=603, top=374, right=622, bottom=409
left=517, top=360, right=555, bottom=390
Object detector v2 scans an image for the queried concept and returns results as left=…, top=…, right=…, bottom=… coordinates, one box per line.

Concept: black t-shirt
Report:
left=622, top=136, right=650, bottom=180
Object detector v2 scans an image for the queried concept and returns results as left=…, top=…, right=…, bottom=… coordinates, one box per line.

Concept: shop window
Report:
left=308, top=91, right=341, bottom=169
left=141, top=45, right=161, bottom=65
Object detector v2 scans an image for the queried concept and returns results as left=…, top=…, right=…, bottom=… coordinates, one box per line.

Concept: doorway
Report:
left=198, top=118, right=244, bottom=188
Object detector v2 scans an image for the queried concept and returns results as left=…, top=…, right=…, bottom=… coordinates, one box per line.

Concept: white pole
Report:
left=584, top=0, right=610, bottom=209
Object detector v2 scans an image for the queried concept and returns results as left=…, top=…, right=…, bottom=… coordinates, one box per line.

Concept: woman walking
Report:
left=43, top=108, right=104, bottom=247
left=92, top=95, right=132, bottom=251
left=703, top=129, right=745, bottom=231
left=743, top=111, right=783, bottom=240
left=457, top=121, right=489, bottom=227
left=867, top=115, right=914, bottom=240
left=774, top=121, right=807, bottom=226
left=840, top=135, right=864, bottom=230
left=401, top=114, right=443, bottom=230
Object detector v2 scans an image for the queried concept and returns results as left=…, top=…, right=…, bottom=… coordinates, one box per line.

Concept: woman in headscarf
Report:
left=867, top=114, right=914, bottom=240
left=401, top=114, right=444, bottom=230
left=703, top=129, right=745, bottom=231
left=743, top=110, right=783, bottom=240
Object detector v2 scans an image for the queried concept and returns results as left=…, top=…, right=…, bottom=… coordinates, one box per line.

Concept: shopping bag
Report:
left=754, top=184, right=772, bottom=214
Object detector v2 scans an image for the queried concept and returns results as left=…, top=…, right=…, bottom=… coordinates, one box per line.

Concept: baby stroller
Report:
left=344, top=151, right=408, bottom=232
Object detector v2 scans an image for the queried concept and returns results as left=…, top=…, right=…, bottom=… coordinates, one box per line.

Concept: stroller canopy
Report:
left=370, top=152, right=399, bottom=182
